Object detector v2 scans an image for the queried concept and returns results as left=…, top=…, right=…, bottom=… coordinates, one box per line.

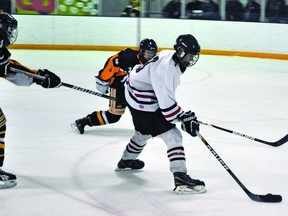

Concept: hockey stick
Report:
left=199, top=121, right=288, bottom=147
left=60, top=82, right=115, bottom=101
left=10, top=67, right=122, bottom=102
left=60, top=83, right=128, bottom=103
left=196, top=131, right=282, bottom=203
left=10, top=67, right=47, bottom=81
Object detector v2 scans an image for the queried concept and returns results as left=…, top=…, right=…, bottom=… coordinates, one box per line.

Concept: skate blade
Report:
left=0, top=180, right=17, bottom=189
left=114, top=167, right=143, bottom=172
left=70, top=122, right=81, bottom=134
left=174, top=185, right=207, bottom=195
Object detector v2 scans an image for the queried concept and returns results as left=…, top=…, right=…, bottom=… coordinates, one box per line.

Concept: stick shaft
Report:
left=196, top=131, right=282, bottom=202
left=196, top=131, right=250, bottom=194
left=61, top=82, right=114, bottom=101
left=10, top=67, right=122, bottom=102
left=199, top=121, right=287, bottom=147
left=10, top=67, right=46, bottom=80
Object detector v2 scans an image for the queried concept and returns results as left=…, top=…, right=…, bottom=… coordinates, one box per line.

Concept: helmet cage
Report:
left=174, top=34, right=200, bottom=67
left=0, top=12, right=18, bottom=47
left=139, top=38, right=157, bottom=63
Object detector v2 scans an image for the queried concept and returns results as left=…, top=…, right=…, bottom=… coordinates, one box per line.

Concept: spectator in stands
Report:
left=162, top=0, right=181, bottom=18
left=285, top=3, right=288, bottom=23
left=186, top=0, right=205, bottom=19
left=225, top=0, right=244, bottom=21
left=121, top=0, right=141, bottom=17
left=202, top=0, right=220, bottom=20
left=0, top=0, right=11, bottom=13
left=265, top=0, right=286, bottom=23
left=243, top=0, right=260, bottom=22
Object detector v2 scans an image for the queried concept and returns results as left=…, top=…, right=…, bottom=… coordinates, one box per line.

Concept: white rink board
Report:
left=13, top=15, right=288, bottom=54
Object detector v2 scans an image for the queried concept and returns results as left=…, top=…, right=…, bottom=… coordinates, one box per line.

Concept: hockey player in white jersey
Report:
left=116, top=34, right=206, bottom=195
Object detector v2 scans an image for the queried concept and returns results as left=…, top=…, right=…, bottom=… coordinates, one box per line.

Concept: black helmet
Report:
left=139, top=38, right=158, bottom=63
left=0, top=12, right=18, bottom=48
left=173, top=34, right=200, bottom=67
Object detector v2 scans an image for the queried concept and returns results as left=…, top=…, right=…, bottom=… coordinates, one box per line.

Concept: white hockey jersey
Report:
left=125, top=50, right=184, bottom=123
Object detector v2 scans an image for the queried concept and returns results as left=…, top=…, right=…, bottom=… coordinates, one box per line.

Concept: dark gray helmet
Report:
left=173, top=34, right=200, bottom=67
left=139, top=38, right=158, bottom=63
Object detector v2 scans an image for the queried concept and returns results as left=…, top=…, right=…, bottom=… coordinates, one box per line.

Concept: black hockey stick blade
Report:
left=259, top=134, right=288, bottom=147
left=199, top=121, right=288, bottom=147
left=196, top=131, right=282, bottom=203
left=248, top=193, right=282, bottom=203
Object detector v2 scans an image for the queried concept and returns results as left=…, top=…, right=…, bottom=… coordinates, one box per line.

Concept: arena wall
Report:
left=11, top=15, right=288, bottom=59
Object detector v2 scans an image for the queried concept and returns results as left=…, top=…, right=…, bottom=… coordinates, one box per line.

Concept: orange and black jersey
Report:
left=98, top=48, right=142, bottom=89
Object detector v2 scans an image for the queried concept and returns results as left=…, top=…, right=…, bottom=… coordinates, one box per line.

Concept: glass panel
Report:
left=0, top=0, right=286, bottom=23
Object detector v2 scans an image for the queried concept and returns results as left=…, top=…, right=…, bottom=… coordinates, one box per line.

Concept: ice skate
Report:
left=173, top=172, right=206, bottom=195
left=0, top=168, right=17, bottom=189
left=71, top=118, right=86, bottom=134
left=115, top=159, right=145, bottom=171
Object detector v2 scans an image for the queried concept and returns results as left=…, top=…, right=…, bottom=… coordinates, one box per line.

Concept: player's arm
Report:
left=158, top=87, right=199, bottom=137
left=95, top=53, right=121, bottom=94
left=6, top=59, right=61, bottom=88
left=150, top=63, right=183, bottom=123
left=98, top=53, right=121, bottom=81
left=152, top=65, right=199, bottom=137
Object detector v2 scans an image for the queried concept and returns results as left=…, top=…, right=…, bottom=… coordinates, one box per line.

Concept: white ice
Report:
left=1, top=50, right=287, bottom=216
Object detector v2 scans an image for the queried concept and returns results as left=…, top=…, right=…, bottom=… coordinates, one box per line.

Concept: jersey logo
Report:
left=127, top=67, right=132, bottom=73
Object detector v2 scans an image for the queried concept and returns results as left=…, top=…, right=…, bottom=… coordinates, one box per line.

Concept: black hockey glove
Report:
left=179, top=111, right=199, bottom=137
left=35, top=69, right=61, bottom=88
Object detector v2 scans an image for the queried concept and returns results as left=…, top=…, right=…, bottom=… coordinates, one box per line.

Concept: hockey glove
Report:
left=35, top=69, right=61, bottom=88
left=179, top=111, right=199, bottom=137
left=95, top=76, right=109, bottom=94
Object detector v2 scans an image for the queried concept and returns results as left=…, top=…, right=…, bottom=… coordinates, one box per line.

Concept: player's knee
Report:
left=131, top=131, right=152, bottom=146
left=159, top=127, right=183, bottom=149
left=106, top=112, right=122, bottom=123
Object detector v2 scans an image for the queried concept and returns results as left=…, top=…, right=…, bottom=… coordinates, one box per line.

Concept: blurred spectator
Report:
left=225, top=0, right=244, bottom=21
left=186, top=0, right=205, bottom=19
left=243, top=0, right=260, bottom=22
left=285, top=4, right=288, bottom=23
left=121, top=0, right=141, bottom=17
left=162, top=0, right=181, bottom=18
left=0, top=0, right=11, bottom=13
left=265, top=0, right=286, bottom=23
left=202, top=0, right=220, bottom=20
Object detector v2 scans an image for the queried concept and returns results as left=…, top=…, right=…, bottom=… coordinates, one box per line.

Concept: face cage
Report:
left=143, top=49, right=156, bottom=60
left=140, top=49, right=156, bottom=63
left=7, top=26, right=18, bottom=45
left=187, top=53, right=199, bottom=67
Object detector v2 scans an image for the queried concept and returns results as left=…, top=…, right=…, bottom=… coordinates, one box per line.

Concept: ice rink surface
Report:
left=1, top=50, right=287, bottom=216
